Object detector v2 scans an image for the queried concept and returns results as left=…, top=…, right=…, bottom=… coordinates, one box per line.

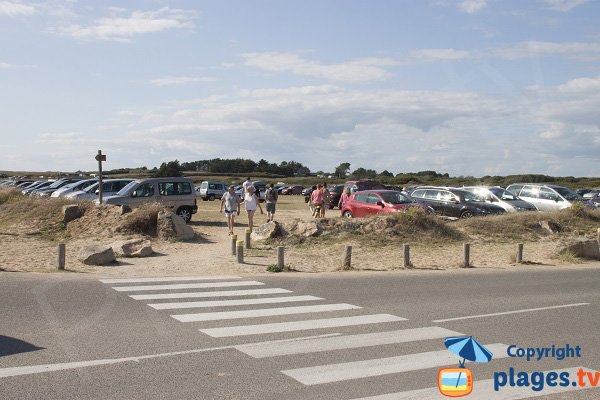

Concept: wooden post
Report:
left=463, top=243, right=470, bottom=268
left=236, top=240, right=244, bottom=263
left=95, top=150, right=106, bottom=204
left=403, top=244, right=411, bottom=268
left=597, top=228, right=599, bottom=243
left=516, top=243, right=524, bottom=263
left=245, top=229, right=251, bottom=249
left=342, top=245, right=352, bottom=270
left=277, top=246, right=285, bottom=271
left=231, top=235, right=237, bottom=256
left=57, top=243, right=65, bottom=270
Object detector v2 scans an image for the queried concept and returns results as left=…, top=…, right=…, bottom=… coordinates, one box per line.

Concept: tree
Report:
left=379, top=170, right=394, bottom=178
left=154, top=160, right=182, bottom=177
left=334, top=162, right=351, bottom=178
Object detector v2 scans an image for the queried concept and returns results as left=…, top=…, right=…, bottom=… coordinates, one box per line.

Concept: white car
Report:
left=66, top=179, right=133, bottom=200
left=462, top=186, right=538, bottom=212
left=51, top=179, right=97, bottom=198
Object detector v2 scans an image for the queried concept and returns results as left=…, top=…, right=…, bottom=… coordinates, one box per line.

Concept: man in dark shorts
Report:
left=264, top=183, right=278, bottom=222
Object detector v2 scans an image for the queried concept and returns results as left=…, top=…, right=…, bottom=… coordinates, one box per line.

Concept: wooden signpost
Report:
left=95, top=150, right=106, bottom=204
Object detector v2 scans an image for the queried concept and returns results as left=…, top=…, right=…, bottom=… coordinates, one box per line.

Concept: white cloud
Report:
left=556, top=75, right=600, bottom=93
left=242, top=52, right=397, bottom=82
left=0, top=1, right=35, bottom=17
left=58, top=7, right=195, bottom=42
left=409, top=48, right=472, bottom=61
left=458, top=0, right=488, bottom=14
left=150, top=76, right=216, bottom=86
left=0, top=62, right=13, bottom=68
left=493, top=41, right=600, bottom=60
left=540, top=0, right=590, bottom=12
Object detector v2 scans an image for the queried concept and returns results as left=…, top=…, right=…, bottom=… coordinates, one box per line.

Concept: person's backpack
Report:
left=266, top=188, right=277, bottom=202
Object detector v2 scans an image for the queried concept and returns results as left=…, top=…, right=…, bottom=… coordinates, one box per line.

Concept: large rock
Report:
left=556, top=238, right=600, bottom=260
left=251, top=221, right=280, bottom=241
left=157, top=210, right=195, bottom=240
left=112, top=238, right=153, bottom=257
left=62, top=205, right=82, bottom=224
left=78, top=245, right=116, bottom=266
left=295, top=221, right=321, bottom=237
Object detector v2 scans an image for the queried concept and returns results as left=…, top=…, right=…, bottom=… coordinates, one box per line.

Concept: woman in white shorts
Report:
left=220, top=186, right=240, bottom=235
left=242, top=185, right=263, bottom=232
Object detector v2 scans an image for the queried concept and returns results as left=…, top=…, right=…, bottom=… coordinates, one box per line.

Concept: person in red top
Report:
left=310, top=184, right=324, bottom=218
left=338, top=186, right=351, bottom=209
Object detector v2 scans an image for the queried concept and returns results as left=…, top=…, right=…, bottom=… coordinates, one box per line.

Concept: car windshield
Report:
left=117, top=181, right=139, bottom=195
left=489, top=187, right=518, bottom=200
left=47, top=180, right=66, bottom=189
left=553, top=187, right=582, bottom=201
left=379, top=192, right=413, bottom=204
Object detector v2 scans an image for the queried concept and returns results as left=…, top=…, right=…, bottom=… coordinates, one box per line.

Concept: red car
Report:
left=340, top=190, right=432, bottom=218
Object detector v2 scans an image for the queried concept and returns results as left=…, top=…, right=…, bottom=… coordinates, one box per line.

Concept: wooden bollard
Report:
left=57, top=243, right=65, bottom=270
left=236, top=240, right=244, bottom=263
left=277, top=246, right=285, bottom=271
left=231, top=235, right=237, bottom=256
left=516, top=243, right=524, bottom=263
left=403, top=244, right=411, bottom=268
left=245, top=229, right=251, bottom=249
left=342, top=245, right=352, bottom=270
left=463, top=243, right=470, bottom=268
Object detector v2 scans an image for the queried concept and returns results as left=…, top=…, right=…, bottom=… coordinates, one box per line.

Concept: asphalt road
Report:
left=1, top=265, right=599, bottom=399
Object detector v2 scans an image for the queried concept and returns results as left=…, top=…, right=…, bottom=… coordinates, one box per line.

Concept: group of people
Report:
left=309, top=183, right=330, bottom=218
left=219, top=177, right=278, bottom=235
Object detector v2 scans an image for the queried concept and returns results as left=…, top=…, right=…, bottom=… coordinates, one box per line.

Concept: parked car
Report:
left=328, top=184, right=345, bottom=209
left=197, top=181, right=228, bottom=201
left=32, top=178, right=83, bottom=197
left=582, top=189, right=600, bottom=199
left=235, top=183, right=266, bottom=201
left=68, top=179, right=133, bottom=200
left=341, top=190, right=433, bottom=218
left=462, top=186, right=537, bottom=212
left=103, top=177, right=198, bottom=222
left=505, top=183, right=583, bottom=211
left=51, top=179, right=97, bottom=198
left=282, top=185, right=304, bottom=195
left=22, top=180, right=55, bottom=195
left=301, top=187, right=314, bottom=196
left=410, top=187, right=505, bottom=218
left=343, top=180, right=386, bottom=194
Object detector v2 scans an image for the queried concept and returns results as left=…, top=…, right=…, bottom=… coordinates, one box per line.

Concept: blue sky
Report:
left=1, top=0, right=599, bottom=176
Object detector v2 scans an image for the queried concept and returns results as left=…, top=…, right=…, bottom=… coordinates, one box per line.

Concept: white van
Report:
left=505, top=184, right=582, bottom=211
left=103, top=177, right=198, bottom=222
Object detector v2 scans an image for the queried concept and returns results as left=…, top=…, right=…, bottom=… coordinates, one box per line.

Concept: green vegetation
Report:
left=266, top=264, right=284, bottom=273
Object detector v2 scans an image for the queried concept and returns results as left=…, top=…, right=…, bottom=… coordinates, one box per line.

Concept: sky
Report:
left=1, top=0, right=599, bottom=177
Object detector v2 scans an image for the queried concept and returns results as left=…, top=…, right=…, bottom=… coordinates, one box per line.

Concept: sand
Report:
left=0, top=196, right=597, bottom=276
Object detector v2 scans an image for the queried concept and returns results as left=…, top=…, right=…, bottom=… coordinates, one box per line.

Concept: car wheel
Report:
left=177, top=207, right=192, bottom=223
left=343, top=211, right=353, bottom=218
left=208, top=194, right=215, bottom=201
left=460, top=210, right=473, bottom=219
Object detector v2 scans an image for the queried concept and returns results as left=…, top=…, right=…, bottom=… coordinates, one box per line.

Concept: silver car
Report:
left=67, top=179, right=133, bottom=200
left=462, top=186, right=537, bottom=212
left=506, top=183, right=582, bottom=211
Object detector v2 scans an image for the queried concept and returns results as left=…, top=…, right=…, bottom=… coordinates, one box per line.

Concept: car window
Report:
left=490, top=187, right=517, bottom=200
left=200, top=182, right=208, bottom=189
left=507, top=185, right=523, bottom=196
left=424, top=190, right=440, bottom=200
left=439, top=191, right=456, bottom=202
left=380, top=192, right=412, bottom=204
left=354, top=193, right=368, bottom=203
left=539, top=187, right=559, bottom=201
left=118, top=181, right=139, bottom=195
left=462, top=191, right=485, bottom=202
left=411, top=189, right=426, bottom=199
left=133, top=183, right=155, bottom=197
left=209, top=183, right=217, bottom=190
left=366, top=193, right=380, bottom=204
left=552, top=186, right=580, bottom=201
left=519, top=185, right=538, bottom=198
left=159, top=182, right=192, bottom=196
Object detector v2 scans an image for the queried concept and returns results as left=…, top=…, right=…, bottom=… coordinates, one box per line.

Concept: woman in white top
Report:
left=242, top=185, right=263, bottom=232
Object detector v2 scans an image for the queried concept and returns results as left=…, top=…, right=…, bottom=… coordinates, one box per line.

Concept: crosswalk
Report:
left=100, top=275, right=598, bottom=399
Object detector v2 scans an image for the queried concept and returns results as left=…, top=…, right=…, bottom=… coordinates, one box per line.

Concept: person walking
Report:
left=310, top=184, right=324, bottom=218
left=242, top=177, right=253, bottom=191
left=320, top=182, right=331, bottom=218
left=242, top=185, right=263, bottom=231
left=220, top=185, right=241, bottom=235
left=338, top=186, right=351, bottom=209
left=264, top=183, right=278, bottom=222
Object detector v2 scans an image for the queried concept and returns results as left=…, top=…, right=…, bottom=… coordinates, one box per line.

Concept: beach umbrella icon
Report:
left=444, top=336, right=493, bottom=389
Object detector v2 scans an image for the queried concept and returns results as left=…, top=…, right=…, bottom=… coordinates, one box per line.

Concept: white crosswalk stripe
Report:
left=148, top=295, right=322, bottom=310
left=200, top=314, right=407, bottom=337
left=111, top=280, right=264, bottom=292
left=171, top=303, right=362, bottom=322
left=350, top=367, right=600, bottom=400
left=99, top=276, right=600, bottom=399
left=281, top=343, right=509, bottom=386
left=129, top=288, right=292, bottom=300
left=99, top=276, right=241, bottom=284
left=236, top=327, right=462, bottom=358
